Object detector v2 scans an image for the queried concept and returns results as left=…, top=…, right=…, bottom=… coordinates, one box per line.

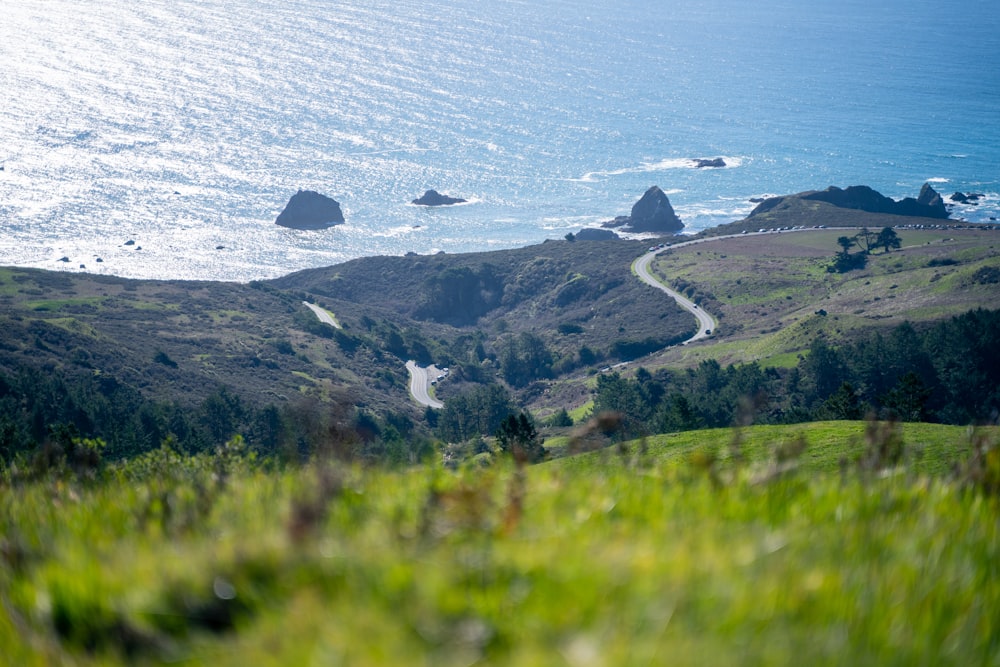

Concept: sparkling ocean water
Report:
left=1, top=0, right=998, bottom=282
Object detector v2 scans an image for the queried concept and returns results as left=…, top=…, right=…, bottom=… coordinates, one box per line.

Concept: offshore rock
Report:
left=950, top=192, right=983, bottom=204
left=412, top=189, right=467, bottom=206
left=275, top=190, right=344, bottom=229
left=604, top=186, right=684, bottom=233
left=693, top=157, right=726, bottom=168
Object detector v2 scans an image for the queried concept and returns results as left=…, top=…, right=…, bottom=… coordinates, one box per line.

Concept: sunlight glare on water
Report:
left=1, top=0, right=997, bottom=280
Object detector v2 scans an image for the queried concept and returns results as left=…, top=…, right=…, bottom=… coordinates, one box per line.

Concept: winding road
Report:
left=305, top=228, right=817, bottom=408
left=633, top=244, right=717, bottom=344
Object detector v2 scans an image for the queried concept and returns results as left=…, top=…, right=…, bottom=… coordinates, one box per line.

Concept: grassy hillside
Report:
left=645, top=227, right=1000, bottom=369
left=0, top=267, right=403, bottom=409
left=2, top=422, right=997, bottom=665
left=557, top=421, right=991, bottom=476
left=0, top=238, right=692, bottom=424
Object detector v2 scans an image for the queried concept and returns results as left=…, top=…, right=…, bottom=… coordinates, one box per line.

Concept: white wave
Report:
left=405, top=196, right=481, bottom=208
left=926, top=177, right=950, bottom=183
left=571, top=156, right=743, bottom=182
left=540, top=215, right=607, bottom=230
left=944, top=191, right=1000, bottom=222
left=370, top=224, right=423, bottom=238
left=680, top=206, right=751, bottom=218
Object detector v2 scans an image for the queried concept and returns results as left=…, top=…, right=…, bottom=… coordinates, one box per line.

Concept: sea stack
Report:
left=275, top=190, right=345, bottom=229
left=603, top=186, right=684, bottom=233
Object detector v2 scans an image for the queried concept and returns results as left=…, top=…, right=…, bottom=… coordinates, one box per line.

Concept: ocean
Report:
left=1, top=0, right=998, bottom=282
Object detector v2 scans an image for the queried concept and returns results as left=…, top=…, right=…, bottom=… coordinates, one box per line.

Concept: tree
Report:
left=854, top=227, right=877, bottom=255
left=592, top=373, right=651, bottom=434
left=881, top=372, right=931, bottom=422
left=876, top=226, right=901, bottom=253
left=497, top=332, right=553, bottom=387
left=437, top=384, right=515, bottom=442
left=800, top=338, right=848, bottom=407
left=820, top=382, right=864, bottom=420
left=496, top=412, right=546, bottom=463
left=656, top=393, right=704, bottom=433
left=545, top=408, right=573, bottom=428
left=830, top=235, right=867, bottom=272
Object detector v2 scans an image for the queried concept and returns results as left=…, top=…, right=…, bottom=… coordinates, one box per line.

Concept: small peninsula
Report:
left=749, top=183, right=949, bottom=220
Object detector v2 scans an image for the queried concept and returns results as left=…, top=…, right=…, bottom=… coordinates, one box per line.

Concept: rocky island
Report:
left=412, top=189, right=467, bottom=206
left=603, top=185, right=684, bottom=234
left=275, top=190, right=345, bottom=229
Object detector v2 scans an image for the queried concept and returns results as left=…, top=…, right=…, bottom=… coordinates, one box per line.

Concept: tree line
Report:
left=0, top=366, right=431, bottom=468
left=591, top=308, right=1000, bottom=438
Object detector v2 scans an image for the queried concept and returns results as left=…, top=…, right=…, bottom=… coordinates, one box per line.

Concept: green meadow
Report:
left=2, top=422, right=997, bottom=665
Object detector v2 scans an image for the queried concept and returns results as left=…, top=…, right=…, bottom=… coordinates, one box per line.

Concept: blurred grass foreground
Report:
left=1, top=421, right=998, bottom=665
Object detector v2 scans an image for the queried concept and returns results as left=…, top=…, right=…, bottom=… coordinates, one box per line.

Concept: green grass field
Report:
left=649, top=228, right=1000, bottom=368
left=2, top=422, right=997, bottom=665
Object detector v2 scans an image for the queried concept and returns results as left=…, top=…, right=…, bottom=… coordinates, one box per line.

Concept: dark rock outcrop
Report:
left=275, top=190, right=344, bottom=229
left=950, top=192, right=983, bottom=204
left=693, top=157, right=726, bottom=168
left=911, top=183, right=948, bottom=218
left=412, top=189, right=467, bottom=206
left=749, top=183, right=950, bottom=220
left=575, top=228, right=620, bottom=241
left=603, top=186, right=684, bottom=233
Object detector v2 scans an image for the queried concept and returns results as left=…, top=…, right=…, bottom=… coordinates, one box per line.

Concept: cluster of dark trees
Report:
left=592, top=308, right=1000, bottom=438
left=0, top=366, right=430, bottom=467
left=829, top=227, right=901, bottom=273
left=435, top=384, right=516, bottom=443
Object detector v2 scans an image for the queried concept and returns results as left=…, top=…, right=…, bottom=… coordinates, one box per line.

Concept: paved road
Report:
left=633, top=246, right=717, bottom=344
left=302, top=301, right=342, bottom=329
left=631, top=226, right=847, bottom=345
left=405, top=361, right=444, bottom=409
left=302, top=300, right=444, bottom=408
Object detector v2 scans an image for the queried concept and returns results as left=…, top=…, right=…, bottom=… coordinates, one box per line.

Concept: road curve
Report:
left=302, top=301, right=342, bottom=329
left=632, top=227, right=846, bottom=344
left=405, top=360, right=444, bottom=409
left=632, top=245, right=717, bottom=344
